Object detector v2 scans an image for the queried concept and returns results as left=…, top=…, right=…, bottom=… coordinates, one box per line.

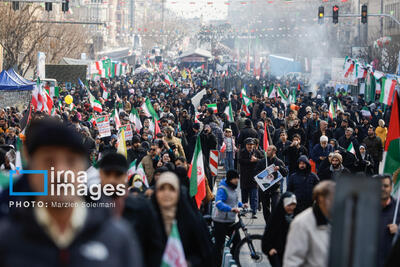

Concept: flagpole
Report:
left=392, top=181, right=400, bottom=225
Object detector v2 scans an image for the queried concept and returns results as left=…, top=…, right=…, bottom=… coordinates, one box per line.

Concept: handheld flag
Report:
left=161, top=221, right=187, bottom=267
left=189, top=136, right=206, bottom=208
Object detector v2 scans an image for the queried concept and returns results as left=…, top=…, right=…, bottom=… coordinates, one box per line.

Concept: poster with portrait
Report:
left=254, top=164, right=283, bottom=192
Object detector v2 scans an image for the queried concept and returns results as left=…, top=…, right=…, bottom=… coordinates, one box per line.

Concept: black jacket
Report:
left=0, top=202, right=143, bottom=267
left=122, top=195, right=164, bottom=267
left=151, top=191, right=213, bottom=267
left=237, top=126, right=259, bottom=148
left=283, top=144, right=308, bottom=173
left=262, top=192, right=295, bottom=263
left=239, top=148, right=264, bottom=189
left=287, top=156, right=319, bottom=215
left=363, top=135, right=383, bottom=162
left=127, top=147, right=147, bottom=164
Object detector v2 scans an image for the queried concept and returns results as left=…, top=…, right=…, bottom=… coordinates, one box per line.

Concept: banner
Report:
left=120, top=124, right=133, bottom=140
left=37, top=52, right=46, bottom=80
left=96, top=115, right=111, bottom=138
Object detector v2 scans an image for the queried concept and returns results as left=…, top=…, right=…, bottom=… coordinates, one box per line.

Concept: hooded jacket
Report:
left=287, top=156, right=320, bottom=215
left=0, top=198, right=143, bottom=267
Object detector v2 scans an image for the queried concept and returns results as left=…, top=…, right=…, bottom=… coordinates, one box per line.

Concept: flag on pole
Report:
left=329, top=101, right=336, bottom=119
left=361, top=106, right=372, bottom=118
left=240, top=87, right=247, bottom=98
left=268, top=84, right=276, bottom=98
left=100, top=81, right=109, bottom=99
left=347, top=142, right=356, bottom=155
left=111, top=109, right=121, bottom=130
left=189, top=136, right=206, bottom=208
left=88, top=114, right=96, bottom=126
left=206, top=103, right=218, bottom=113
left=289, top=89, right=296, bottom=104
left=224, top=101, right=234, bottom=122
left=141, top=98, right=159, bottom=121
left=161, top=221, right=188, bottom=267
left=381, top=91, right=400, bottom=176
left=117, top=129, right=127, bottom=158
left=164, top=73, right=175, bottom=87
left=380, top=77, right=397, bottom=106
left=263, top=122, right=269, bottom=151
left=242, top=95, right=253, bottom=116
left=89, top=93, right=103, bottom=113
left=276, top=86, right=288, bottom=105
left=129, top=108, right=142, bottom=131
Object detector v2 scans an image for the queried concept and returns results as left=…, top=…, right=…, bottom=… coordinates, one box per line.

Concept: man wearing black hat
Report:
left=127, top=135, right=146, bottom=164
left=239, top=137, right=264, bottom=218
left=0, top=118, right=143, bottom=267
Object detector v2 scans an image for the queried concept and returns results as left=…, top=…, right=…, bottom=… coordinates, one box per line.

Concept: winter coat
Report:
left=287, top=156, right=319, bottom=215
left=152, top=191, right=214, bottom=267
left=262, top=192, right=295, bottom=264
left=363, top=135, right=383, bottom=162
left=375, top=126, right=387, bottom=147
left=283, top=144, right=308, bottom=174
left=283, top=205, right=331, bottom=267
left=317, top=164, right=351, bottom=182
left=311, top=144, right=334, bottom=170
left=338, top=135, right=360, bottom=157
left=123, top=195, right=164, bottom=267
left=276, top=140, right=292, bottom=166
left=239, top=148, right=264, bottom=189
left=0, top=200, right=143, bottom=267
left=378, top=197, right=400, bottom=267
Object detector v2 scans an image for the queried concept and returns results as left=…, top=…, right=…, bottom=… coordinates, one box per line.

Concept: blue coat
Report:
left=311, top=144, right=334, bottom=170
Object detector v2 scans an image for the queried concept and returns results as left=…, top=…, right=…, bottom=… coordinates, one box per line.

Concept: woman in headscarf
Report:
left=355, top=144, right=374, bottom=175
left=152, top=172, right=213, bottom=267
left=262, top=192, right=297, bottom=267
left=375, top=119, right=387, bottom=148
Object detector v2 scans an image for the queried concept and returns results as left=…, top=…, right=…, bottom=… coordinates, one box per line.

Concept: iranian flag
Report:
left=240, top=88, right=247, bottom=98
left=224, top=101, right=234, bottom=122
left=262, top=86, right=268, bottom=98
left=32, top=78, right=52, bottom=113
left=164, top=73, right=175, bottom=86
left=242, top=94, right=253, bottom=116
left=129, top=108, right=142, bottom=131
left=95, top=61, right=105, bottom=78
left=268, top=84, right=276, bottom=98
left=112, top=109, right=121, bottom=130
left=361, top=106, right=371, bottom=118
left=88, top=114, right=96, bottom=126
left=128, top=160, right=149, bottom=187
left=263, top=121, right=269, bottom=151
left=100, top=81, right=108, bottom=99
left=277, top=86, right=288, bottom=106
left=189, top=136, right=206, bottom=208
left=161, top=221, right=187, bottom=267
left=89, top=93, right=103, bottom=113
left=207, top=103, right=218, bottom=113
left=381, top=91, right=400, bottom=177
left=380, top=77, right=397, bottom=106
left=347, top=142, right=356, bottom=155
left=141, top=97, right=159, bottom=120
left=329, top=101, right=336, bottom=119
left=149, top=117, right=161, bottom=135
left=336, top=100, right=344, bottom=113
left=289, top=89, right=296, bottom=104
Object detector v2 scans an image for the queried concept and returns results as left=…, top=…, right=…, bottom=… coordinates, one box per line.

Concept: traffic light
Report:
left=361, top=4, right=368, bottom=24
left=62, top=0, right=69, bottom=12
left=12, top=1, right=19, bottom=10
left=45, top=2, right=52, bottom=11
left=333, top=5, right=339, bottom=24
left=318, top=6, right=324, bottom=24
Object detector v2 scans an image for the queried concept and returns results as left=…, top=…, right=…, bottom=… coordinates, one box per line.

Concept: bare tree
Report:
left=0, top=3, right=89, bottom=76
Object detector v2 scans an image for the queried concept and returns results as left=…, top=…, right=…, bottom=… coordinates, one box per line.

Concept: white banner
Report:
left=96, top=115, right=111, bottom=138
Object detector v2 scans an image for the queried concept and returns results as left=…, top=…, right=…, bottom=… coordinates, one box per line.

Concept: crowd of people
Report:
left=0, top=65, right=398, bottom=267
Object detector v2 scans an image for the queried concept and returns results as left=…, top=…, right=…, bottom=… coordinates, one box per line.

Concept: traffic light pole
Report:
left=323, top=13, right=400, bottom=27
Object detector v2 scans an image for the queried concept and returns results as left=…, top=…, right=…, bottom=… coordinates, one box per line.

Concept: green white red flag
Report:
left=347, top=142, right=356, bottom=155
left=141, top=97, right=159, bottom=121
left=189, top=136, right=206, bottom=209
left=224, top=101, right=234, bottom=122
left=329, top=101, right=336, bottom=119
left=380, top=77, right=397, bottom=106
left=161, top=221, right=187, bottom=267
left=242, top=95, right=253, bottom=116
left=207, top=103, right=218, bottom=113
left=89, top=93, right=102, bottom=113
left=111, top=109, right=121, bottom=130
left=129, top=108, right=142, bottom=131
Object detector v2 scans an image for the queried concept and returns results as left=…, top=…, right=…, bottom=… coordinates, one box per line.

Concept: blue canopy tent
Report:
left=0, top=70, right=34, bottom=91
left=7, top=69, right=35, bottom=88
